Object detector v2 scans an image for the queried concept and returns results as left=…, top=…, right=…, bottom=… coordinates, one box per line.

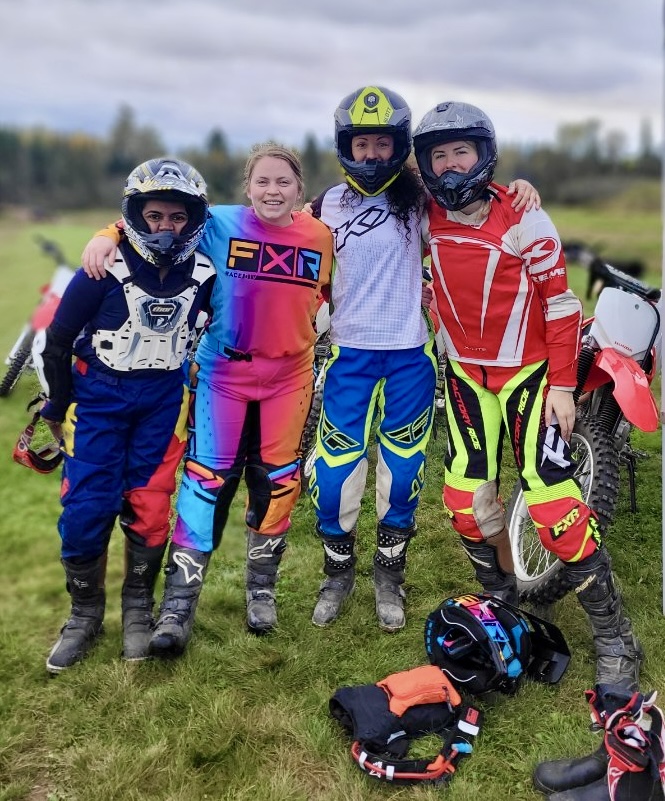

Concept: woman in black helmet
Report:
left=413, top=102, right=641, bottom=725
left=308, top=87, right=539, bottom=633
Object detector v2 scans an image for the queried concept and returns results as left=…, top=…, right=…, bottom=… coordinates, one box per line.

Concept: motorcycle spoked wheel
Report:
left=507, top=414, right=620, bottom=606
left=299, top=378, right=325, bottom=493
left=0, top=333, right=35, bottom=397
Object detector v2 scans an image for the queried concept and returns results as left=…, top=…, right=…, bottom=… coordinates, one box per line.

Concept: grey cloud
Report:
left=0, top=0, right=660, bottom=152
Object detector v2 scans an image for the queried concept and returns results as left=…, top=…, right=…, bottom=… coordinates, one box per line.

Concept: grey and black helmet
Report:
left=122, top=158, right=209, bottom=266
left=413, top=102, right=497, bottom=211
left=334, top=85, right=412, bottom=197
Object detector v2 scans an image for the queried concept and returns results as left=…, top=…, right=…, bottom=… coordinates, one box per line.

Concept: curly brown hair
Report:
left=340, top=164, right=426, bottom=242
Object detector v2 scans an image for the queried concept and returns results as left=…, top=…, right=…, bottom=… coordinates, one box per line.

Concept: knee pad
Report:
left=376, top=445, right=425, bottom=524
left=181, top=459, right=241, bottom=550
left=471, top=481, right=506, bottom=540
left=338, top=458, right=369, bottom=533
left=245, top=462, right=299, bottom=534
left=528, top=497, right=602, bottom=562
left=443, top=484, right=483, bottom=542
left=120, top=491, right=171, bottom=548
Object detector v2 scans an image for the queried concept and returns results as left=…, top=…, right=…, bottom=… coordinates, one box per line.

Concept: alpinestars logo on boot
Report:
left=173, top=552, right=206, bottom=584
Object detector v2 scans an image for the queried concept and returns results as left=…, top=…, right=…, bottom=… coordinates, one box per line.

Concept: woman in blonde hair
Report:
left=81, top=144, right=333, bottom=650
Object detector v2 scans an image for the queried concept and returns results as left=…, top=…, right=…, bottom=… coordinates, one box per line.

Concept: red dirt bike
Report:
left=507, top=260, right=661, bottom=605
left=1, top=237, right=76, bottom=397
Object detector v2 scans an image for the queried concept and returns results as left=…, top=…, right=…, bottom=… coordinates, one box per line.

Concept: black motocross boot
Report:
left=46, top=554, right=107, bottom=674
left=121, top=539, right=166, bottom=661
left=564, top=547, right=642, bottom=691
left=549, top=775, right=664, bottom=800
left=311, top=528, right=356, bottom=627
left=533, top=684, right=634, bottom=795
left=149, top=543, right=210, bottom=658
left=245, top=530, right=287, bottom=634
left=534, top=745, right=609, bottom=796
left=373, top=523, right=415, bottom=633
left=460, top=527, right=518, bottom=606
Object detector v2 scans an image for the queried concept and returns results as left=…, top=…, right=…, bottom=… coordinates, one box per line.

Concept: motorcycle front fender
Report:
left=593, top=348, right=659, bottom=432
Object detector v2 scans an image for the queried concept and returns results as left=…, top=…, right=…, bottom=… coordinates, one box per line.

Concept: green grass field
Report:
left=0, top=206, right=662, bottom=801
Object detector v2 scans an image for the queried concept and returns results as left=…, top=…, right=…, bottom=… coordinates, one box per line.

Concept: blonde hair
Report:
left=242, top=143, right=305, bottom=199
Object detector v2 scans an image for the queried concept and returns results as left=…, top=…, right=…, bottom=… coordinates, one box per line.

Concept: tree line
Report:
left=0, top=105, right=660, bottom=214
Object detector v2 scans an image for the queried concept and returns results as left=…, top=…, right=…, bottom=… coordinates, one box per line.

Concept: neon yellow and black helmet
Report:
left=334, top=86, right=412, bottom=197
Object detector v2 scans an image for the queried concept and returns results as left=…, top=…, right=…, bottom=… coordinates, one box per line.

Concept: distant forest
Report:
left=0, top=104, right=660, bottom=213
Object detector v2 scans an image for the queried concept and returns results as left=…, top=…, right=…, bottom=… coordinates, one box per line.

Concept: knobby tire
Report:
left=0, top=334, right=34, bottom=397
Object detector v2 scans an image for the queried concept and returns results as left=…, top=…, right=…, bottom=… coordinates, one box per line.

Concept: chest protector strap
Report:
left=350, top=705, right=482, bottom=786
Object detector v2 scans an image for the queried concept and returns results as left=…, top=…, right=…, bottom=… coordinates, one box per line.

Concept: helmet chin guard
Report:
left=424, top=593, right=570, bottom=695
left=13, top=397, right=63, bottom=474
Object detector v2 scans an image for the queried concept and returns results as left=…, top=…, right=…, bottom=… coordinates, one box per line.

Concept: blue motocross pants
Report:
left=58, top=361, right=188, bottom=560
left=309, top=342, right=437, bottom=537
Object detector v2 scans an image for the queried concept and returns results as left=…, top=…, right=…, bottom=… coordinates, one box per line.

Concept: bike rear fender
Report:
left=586, top=348, right=659, bottom=432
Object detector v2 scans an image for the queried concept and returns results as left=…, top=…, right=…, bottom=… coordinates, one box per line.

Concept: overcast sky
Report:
left=2, top=0, right=662, bottom=155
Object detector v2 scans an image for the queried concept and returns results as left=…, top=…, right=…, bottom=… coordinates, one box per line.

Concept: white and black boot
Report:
left=373, top=523, right=415, bottom=633
left=246, top=530, right=287, bottom=634
left=312, top=529, right=356, bottom=627
left=46, top=554, right=106, bottom=674
left=149, top=543, right=210, bottom=658
left=121, top=539, right=166, bottom=661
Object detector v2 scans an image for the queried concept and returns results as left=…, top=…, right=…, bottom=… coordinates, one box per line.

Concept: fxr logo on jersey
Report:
left=139, top=298, right=184, bottom=331
left=226, top=238, right=322, bottom=287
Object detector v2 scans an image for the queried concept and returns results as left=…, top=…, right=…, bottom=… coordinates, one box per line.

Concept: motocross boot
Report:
left=533, top=683, right=638, bottom=795
left=121, top=539, right=166, bottom=661
left=312, top=528, right=356, bottom=627
left=245, top=530, right=287, bottom=634
left=46, top=554, right=107, bottom=674
left=460, top=526, right=518, bottom=606
left=373, top=523, right=415, bottom=633
left=548, top=771, right=665, bottom=800
left=564, top=547, right=642, bottom=690
left=149, top=543, right=210, bottom=658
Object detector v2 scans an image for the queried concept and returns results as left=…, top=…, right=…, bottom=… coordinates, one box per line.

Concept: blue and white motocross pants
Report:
left=309, top=342, right=437, bottom=537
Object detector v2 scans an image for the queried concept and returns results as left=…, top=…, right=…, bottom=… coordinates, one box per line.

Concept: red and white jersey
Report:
left=423, top=184, right=582, bottom=388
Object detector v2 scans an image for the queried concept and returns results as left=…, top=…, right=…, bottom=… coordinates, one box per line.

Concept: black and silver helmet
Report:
left=424, top=593, right=570, bottom=695
left=413, top=102, right=498, bottom=211
left=334, top=86, right=412, bottom=197
left=122, top=158, right=209, bottom=266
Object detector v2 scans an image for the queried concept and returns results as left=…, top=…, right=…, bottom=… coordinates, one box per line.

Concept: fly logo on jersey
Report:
left=139, top=298, right=184, bottom=332
left=226, top=238, right=322, bottom=287
left=333, top=206, right=391, bottom=250
left=522, top=237, right=558, bottom=269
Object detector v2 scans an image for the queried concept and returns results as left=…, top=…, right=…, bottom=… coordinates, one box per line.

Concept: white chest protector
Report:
left=91, top=251, right=214, bottom=371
